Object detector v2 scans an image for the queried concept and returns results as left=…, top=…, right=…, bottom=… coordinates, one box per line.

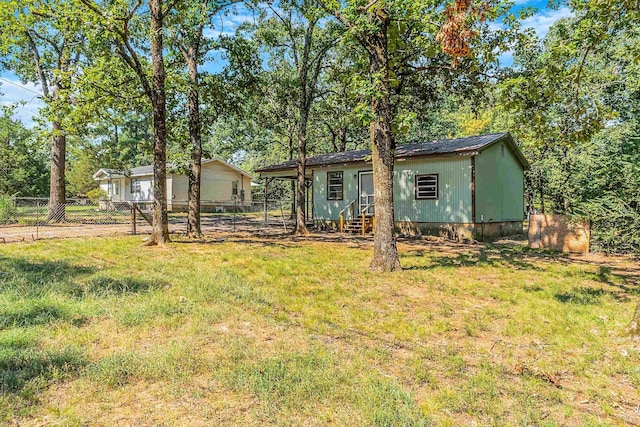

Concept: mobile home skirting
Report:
left=314, top=219, right=524, bottom=241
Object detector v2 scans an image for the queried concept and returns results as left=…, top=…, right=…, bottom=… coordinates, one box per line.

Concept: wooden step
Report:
left=341, top=218, right=374, bottom=234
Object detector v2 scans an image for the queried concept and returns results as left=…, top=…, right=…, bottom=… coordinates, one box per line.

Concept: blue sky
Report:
left=0, top=1, right=571, bottom=127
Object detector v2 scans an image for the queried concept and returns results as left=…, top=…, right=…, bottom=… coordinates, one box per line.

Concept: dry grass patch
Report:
left=0, top=234, right=638, bottom=425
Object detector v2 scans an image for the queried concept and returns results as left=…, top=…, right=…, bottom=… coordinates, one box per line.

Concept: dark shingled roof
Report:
left=256, top=132, right=528, bottom=173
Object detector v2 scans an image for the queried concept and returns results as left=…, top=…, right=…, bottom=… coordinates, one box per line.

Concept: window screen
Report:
left=415, top=174, right=438, bottom=200
left=131, top=179, right=141, bottom=194
left=327, top=171, right=343, bottom=200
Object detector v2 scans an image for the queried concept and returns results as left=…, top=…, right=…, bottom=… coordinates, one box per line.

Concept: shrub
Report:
left=0, top=195, right=16, bottom=224
left=86, top=188, right=107, bottom=202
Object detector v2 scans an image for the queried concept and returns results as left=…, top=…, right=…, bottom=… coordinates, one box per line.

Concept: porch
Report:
left=259, top=167, right=376, bottom=235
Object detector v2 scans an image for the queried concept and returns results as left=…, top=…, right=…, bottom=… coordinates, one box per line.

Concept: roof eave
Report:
left=256, top=150, right=481, bottom=175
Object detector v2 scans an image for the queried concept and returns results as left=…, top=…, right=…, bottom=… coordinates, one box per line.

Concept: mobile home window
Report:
left=232, top=181, right=238, bottom=196
left=415, top=174, right=438, bottom=200
left=327, top=171, right=343, bottom=200
left=131, top=179, right=141, bottom=194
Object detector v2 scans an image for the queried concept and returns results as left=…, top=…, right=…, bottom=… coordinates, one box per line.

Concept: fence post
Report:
left=131, top=203, right=137, bottom=235
left=36, top=201, right=39, bottom=240
left=233, top=198, right=237, bottom=232
left=279, top=200, right=287, bottom=233
left=263, top=178, right=270, bottom=226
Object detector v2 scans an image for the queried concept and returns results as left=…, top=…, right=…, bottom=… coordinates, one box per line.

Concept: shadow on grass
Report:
left=403, top=246, right=546, bottom=271
left=0, top=256, right=167, bottom=299
left=170, top=225, right=380, bottom=248
left=588, top=265, right=640, bottom=295
left=73, top=276, right=169, bottom=298
left=554, top=287, right=609, bottom=304
left=0, top=257, right=95, bottom=276
left=554, top=286, right=631, bottom=304
left=0, top=333, right=86, bottom=395
left=0, top=257, right=96, bottom=296
left=0, top=301, right=87, bottom=329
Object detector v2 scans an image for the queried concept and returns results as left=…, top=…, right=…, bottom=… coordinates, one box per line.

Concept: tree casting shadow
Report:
left=0, top=333, right=86, bottom=395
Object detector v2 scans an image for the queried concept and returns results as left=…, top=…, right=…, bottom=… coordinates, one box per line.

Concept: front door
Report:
left=359, top=172, right=374, bottom=216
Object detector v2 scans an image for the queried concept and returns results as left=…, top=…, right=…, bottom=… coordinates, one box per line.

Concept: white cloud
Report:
left=521, top=7, right=572, bottom=38
left=0, top=77, right=45, bottom=126
left=203, top=4, right=257, bottom=39
left=486, top=6, right=573, bottom=66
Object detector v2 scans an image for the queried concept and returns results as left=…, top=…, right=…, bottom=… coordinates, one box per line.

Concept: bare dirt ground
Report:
left=0, top=215, right=292, bottom=243
left=2, top=215, right=637, bottom=283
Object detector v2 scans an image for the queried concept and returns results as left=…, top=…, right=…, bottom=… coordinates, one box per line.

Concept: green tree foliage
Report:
left=572, top=128, right=640, bottom=253
left=66, top=143, right=101, bottom=196
left=0, top=0, right=87, bottom=218
left=493, top=8, right=640, bottom=253
left=79, top=0, right=173, bottom=245
left=0, top=105, right=48, bottom=196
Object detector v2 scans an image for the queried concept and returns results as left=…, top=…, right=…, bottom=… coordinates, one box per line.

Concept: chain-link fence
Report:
left=0, top=197, right=132, bottom=226
left=168, top=198, right=297, bottom=234
left=0, top=196, right=300, bottom=241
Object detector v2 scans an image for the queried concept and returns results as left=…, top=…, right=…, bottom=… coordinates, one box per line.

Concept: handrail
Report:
left=339, top=199, right=357, bottom=232
left=359, top=203, right=375, bottom=235
left=359, top=203, right=374, bottom=215
left=339, top=199, right=357, bottom=215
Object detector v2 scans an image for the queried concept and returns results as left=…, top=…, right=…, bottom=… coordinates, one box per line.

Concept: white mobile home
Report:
left=93, top=159, right=252, bottom=210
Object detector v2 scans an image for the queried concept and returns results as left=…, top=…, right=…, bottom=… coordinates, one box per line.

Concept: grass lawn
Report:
left=0, top=235, right=638, bottom=425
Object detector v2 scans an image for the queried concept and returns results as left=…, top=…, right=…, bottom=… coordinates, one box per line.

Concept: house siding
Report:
left=394, top=157, right=472, bottom=223
left=131, top=177, right=154, bottom=201
left=172, top=175, right=189, bottom=201
left=475, top=141, right=525, bottom=222
left=99, top=177, right=126, bottom=201
left=312, top=156, right=472, bottom=223
left=312, top=164, right=366, bottom=220
left=200, top=161, right=252, bottom=202
left=95, top=160, right=252, bottom=205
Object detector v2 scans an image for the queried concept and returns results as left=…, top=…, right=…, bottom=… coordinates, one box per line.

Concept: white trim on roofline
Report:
left=93, top=158, right=253, bottom=181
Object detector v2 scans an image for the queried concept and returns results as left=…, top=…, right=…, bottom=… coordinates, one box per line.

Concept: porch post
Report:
left=309, top=170, right=315, bottom=225
left=306, top=180, right=310, bottom=223
left=263, top=178, right=271, bottom=226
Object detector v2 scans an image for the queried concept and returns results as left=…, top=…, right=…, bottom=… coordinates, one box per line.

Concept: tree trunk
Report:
left=366, top=11, right=401, bottom=272
left=147, top=0, right=170, bottom=245
left=338, top=127, right=347, bottom=152
left=289, top=145, right=296, bottom=219
left=294, top=97, right=309, bottom=236
left=626, top=299, right=640, bottom=337
left=294, top=124, right=309, bottom=235
left=186, top=47, right=202, bottom=238
left=48, top=121, right=66, bottom=222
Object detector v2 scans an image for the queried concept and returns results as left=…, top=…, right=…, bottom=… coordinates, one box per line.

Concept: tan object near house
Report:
left=528, top=214, right=590, bottom=253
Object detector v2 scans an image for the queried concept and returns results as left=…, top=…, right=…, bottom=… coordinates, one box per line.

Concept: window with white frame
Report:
left=327, top=171, right=343, bottom=200
left=131, top=178, right=141, bottom=194
left=232, top=181, right=238, bottom=196
left=415, top=174, right=438, bottom=200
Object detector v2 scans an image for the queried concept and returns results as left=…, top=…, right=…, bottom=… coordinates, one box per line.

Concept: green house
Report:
left=256, top=132, right=530, bottom=239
